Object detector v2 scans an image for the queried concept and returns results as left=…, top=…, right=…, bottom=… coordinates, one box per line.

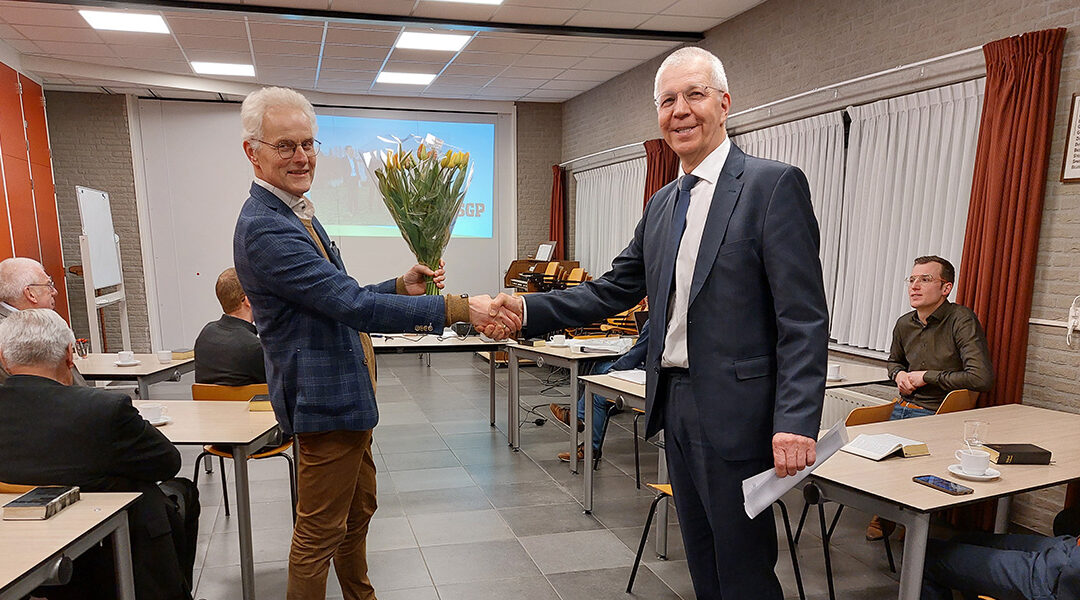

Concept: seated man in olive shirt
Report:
left=194, top=267, right=266, bottom=385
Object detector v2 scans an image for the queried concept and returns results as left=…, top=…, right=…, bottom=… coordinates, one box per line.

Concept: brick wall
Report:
left=515, top=101, right=563, bottom=259
left=45, top=92, right=150, bottom=352
left=561, top=0, right=1080, bottom=533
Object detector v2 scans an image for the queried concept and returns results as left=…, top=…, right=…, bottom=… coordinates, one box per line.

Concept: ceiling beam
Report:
left=34, top=0, right=705, bottom=43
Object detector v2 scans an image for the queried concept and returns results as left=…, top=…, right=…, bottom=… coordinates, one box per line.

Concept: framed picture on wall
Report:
left=1063, top=93, right=1080, bottom=183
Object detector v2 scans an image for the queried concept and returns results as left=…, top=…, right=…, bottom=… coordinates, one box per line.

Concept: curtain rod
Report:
left=559, top=141, right=646, bottom=168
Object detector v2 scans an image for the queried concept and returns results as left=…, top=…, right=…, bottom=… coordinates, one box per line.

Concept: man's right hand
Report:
left=468, top=294, right=521, bottom=340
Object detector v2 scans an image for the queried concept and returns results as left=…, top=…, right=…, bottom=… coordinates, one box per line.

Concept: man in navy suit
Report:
left=232, top=86, right=517, bottom=600
left=491, top=47, right=828, bottom=598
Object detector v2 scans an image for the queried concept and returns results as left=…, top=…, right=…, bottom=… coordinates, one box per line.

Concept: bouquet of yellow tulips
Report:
left=363, top=135, right=473, bottom=295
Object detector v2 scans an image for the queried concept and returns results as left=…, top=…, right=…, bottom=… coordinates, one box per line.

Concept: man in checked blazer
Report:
left=233, top=87, right=518, bottom=600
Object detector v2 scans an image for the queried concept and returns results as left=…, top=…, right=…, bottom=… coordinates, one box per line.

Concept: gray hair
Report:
left=654, top=47, right=729, bottom=99
left=0, top=308, right=75, bottom=368
left=0, top=257, right=45, bottom=305
left=240, top=86, right=317, bottom=143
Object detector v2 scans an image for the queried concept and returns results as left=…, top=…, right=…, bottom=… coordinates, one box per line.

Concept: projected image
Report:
left=312, top=115, right=495, bottom=238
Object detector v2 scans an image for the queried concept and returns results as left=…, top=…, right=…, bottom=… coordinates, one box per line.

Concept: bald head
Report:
left=0, top=257, right=56, bottom=310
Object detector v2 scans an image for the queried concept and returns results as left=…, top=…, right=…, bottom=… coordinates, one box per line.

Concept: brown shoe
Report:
left=557, top=444, right=585, bottom=462
left=549, top=403, right=585, bottom=432
left=866, top=515, right=896, bottom=541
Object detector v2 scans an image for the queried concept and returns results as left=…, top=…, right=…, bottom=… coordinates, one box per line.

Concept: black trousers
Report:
left=663, top=373, right=782, bottom=600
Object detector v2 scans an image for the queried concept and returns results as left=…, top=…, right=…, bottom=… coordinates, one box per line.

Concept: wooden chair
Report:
left=936, top=389, right=977, bottom=414
left=0, top=481, right=35, bottom=493
left=627, top=483, right=806, bottom=600
left=190, top=383, right=297, bottom=521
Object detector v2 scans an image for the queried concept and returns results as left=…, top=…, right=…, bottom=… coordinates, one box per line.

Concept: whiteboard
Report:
left=75, top=186, right=122, bottom=289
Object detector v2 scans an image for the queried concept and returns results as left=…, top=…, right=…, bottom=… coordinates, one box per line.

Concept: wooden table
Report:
left=135, top=400, right=278, bottom=600
left=0, top=492, right=140, bottom=600
left=826, top=360, right=890, bottom=388
left=371, top=334, right=506, bottom=426
left=76, top=354, right=194, bottom=398
left=507, top=342, right=628, bottom=474
left=811, top=404, right=1080, bottom=600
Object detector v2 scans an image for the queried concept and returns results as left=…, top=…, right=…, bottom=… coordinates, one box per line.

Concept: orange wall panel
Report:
left=0, top=63, right=23, bottom=160
left=31, top=161, right=67, bottom=321
left=0, top=166, right=11, bottom=260
left=4, top=156, right=38, bottom=260
left=20, top=75, right=50, bottom=167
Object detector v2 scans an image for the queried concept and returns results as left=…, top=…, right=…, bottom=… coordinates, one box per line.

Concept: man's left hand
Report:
left=772, top=432, right=817, bottom=477
left=402, top=260, right=446, bottom=296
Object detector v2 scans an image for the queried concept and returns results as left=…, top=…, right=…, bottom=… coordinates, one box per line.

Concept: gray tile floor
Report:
left=154, top=353, right=905, bottom=599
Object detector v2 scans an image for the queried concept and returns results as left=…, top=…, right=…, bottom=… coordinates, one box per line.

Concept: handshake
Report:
left=467, top=293, right=524, bottom=340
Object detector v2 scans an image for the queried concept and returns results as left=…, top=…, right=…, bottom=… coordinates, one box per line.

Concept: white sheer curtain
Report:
left=573, top=157, right=646, bottom=276
left=831, top=78, right=984, bottom=351
left=733, top=111, right=846, bottom=314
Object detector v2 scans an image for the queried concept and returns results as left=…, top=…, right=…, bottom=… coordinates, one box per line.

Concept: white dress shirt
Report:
left=661, top=138, right=731, bottom=368
left=254, top=178, right=315, bottom=220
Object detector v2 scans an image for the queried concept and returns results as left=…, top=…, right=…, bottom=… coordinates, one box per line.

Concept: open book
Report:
left=841, top=433, right=929, bottom=461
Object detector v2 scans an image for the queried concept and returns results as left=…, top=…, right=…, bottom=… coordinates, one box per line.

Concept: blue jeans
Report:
left=921, top=532, right=1066, bottom=600
left=891, top=403, right=935, bottom=420
left=577, top=358, right=618, bottom=451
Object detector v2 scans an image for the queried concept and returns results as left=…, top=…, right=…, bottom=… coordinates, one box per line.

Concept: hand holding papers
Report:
left=742, top=420, right=849, bottom=519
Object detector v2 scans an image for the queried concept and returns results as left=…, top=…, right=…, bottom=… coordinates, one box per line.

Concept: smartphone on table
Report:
left=913, top=474, right=974, bottom=495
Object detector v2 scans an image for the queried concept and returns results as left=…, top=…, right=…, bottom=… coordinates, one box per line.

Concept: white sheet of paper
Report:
left=741, top=419, right=849, bottom=519
left=609, top=369, right=646, bottom=385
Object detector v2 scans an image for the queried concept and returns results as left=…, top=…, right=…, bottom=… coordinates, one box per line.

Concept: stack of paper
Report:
left=610, top=369, right=646, bottom=385
left=741, top=420, right=849, bottom=519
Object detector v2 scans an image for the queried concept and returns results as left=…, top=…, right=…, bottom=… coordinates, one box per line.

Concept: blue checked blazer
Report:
left=234, top=183, right=445, bottom=435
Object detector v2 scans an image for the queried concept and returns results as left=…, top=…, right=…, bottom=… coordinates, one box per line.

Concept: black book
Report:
left=2, top=486, right=81, bottom=520
left=978, top=443, right=1052, bottom=465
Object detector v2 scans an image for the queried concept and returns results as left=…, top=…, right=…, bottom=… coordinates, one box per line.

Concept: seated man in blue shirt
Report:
left=922, top=530, right=1080, bottom=600
left=550, top=321, right=649, bottom=462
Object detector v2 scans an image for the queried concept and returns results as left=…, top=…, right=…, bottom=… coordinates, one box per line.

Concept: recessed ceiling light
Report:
left=79, top=10, right=170, bottom=33
left=425, top=0, right=503, bottom=4
left=376, top=72, right=437, bottom=85
left=190, top=62, right=255, bottom=77
left=396, top=31, right=472, bottom=52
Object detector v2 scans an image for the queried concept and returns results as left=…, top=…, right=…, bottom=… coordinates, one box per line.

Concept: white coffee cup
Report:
left=118, top=350, right=135, bottom=364
left=156, top=350, right=172, bottom=363
left=550, top=334, right=566, bottom=346
left=955, top=448, right=991, bottom=476
left=139, top=403, right=165, bottom=422
left=827, top=363, right=841, bottom=379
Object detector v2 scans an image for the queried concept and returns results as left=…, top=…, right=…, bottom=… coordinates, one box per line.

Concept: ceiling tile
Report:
left=455, top=51, right=521, bottom=66
left=555, top=68, right=618, bottom=82
left=257, top=53, right=319, bottom=68
left=637, top=14, right=717, bottom=32
left=487, top=77, right=547, bottom=88
left=591, top=42, right=673, bottom=60
left=388, top=47, right=458, bottom=63
left=164, top=16, right=248, bottom=37
left=513, top=54, right=580, bottom=69
left=34, top=40, right=117, bottom=58
left=45, top=55, right=127, bottom=68
left=434, top=74, right=494, bottom=87
left=323, top=26, right=399, bottom=46
left=318, top=80, right=375, bottom=93
left=331, top=0, right=416, bottom=15
left=252, top=39, right=321, bottom=55
left=564, top=10, right=650, bottom=28
left=0, top=5, right=88, bottom=28
left=380, top=60, right=446, bottom=74
left=109, top=45, right=187, bottom=61
left=243, top=0, right=330, bottom=8
left=321, top=43, right=390, bottom=59
left=96, top=31, right=180, bottom=48
left=423, top=84, right=485, bottom=94
left=665, top=0, right=765, bottom=19
left=465, top=36, right=541, bottom=55
left=11, top=25, right=102, bottom=44
left=500, top=66, right=565, bottom=79
left=531, top=39, right=607, bottom=57
left=540, top=79, right=599, bottom=91
left=317, top=70, right=376, bottom=82
left=502, top=0, right=590, bottom=8
left=410, top=2, right=498, bottom=21
left=572, top=56, right=643, bottom=71
left=318, top=56, right=383, bottom=71
left=441, top=63, right=506, bottom=77
left=260, top=66, right=317, bottom=79
left=122, top=58, right=191, bottom=72
left=248, top=22, right=326, bottom=42
left=524, top=89, right=578, bottom=100
left=176, top=34, right=252, bottom=53
left=0, top=23, right=24, bottom=39
left=185, top=49, right=252, bottom=63
left=490, top=6, right=577, bottom=26
left=3, top=39, right=42, bottom=53
left=583, top=0, right=655, bottom=10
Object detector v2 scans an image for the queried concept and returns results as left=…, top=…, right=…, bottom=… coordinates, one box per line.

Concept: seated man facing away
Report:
left=194, top=267, right=266, bottom=385
left=0, top=309, right=199, bottom=600
left=869, top=255, right=995, bottom=541
left=922, top=530, right=1080, bottom=600
left=550, top=321, right=650, bottom=462
left=0, top=257, right=85, bottom=386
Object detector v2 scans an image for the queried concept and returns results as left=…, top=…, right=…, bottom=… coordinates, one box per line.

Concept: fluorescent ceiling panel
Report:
left=376, top=71, right=437, bottom=85
left=396, top=31, right=472, bottom=52
left=79, top=10, right=169, bottom=34
left=190, top=61, right=256, bottom=76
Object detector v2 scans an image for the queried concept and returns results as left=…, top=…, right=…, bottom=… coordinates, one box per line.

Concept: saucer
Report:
left=147, top=416, right=171, bottom=427
left=826, top=375, right=845, bottom=382
left=546, top=342, right=569, bottom=348
left=114, top=359, right=141, bottom=367
left=947, top=464, right=1001, bottom=481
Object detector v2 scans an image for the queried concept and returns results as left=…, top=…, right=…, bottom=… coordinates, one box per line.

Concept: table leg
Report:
left=489, top=351, right=496, bottom=427
left=508, top=347, right=520, bottom=450
left=232, top=444, right=256, bottom=600
left=583, top=381, right=595, bottom=513
left=569, top=363, right=580, bottom=474
left=137, top=377, right=149, bottom=399
left=897, top=512, right=930, bottom=600
left=656, top=432, right=669, bottom=558
left=994, top=496, right=1012, bottom=533
left=111, top=512, right=136, bottom=600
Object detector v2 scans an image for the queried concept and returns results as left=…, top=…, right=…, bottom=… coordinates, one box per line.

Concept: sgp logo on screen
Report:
left=458, top=203, right=486, bottom=218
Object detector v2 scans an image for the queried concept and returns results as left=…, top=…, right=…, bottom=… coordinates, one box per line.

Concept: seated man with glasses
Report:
left=867, top=255, right=994, bottom=541
left=0, top=257, right=86, bottom=386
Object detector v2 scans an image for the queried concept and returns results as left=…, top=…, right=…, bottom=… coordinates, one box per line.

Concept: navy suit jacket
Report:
left=525, top=144, right=828, bottom=460
left=234, top=183, right=445, bottom=435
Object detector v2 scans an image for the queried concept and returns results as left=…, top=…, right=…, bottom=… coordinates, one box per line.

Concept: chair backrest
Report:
left=191, top=383, right=269, bottom=402
left=845, top=401, right=897, bottom=426
left=936, top=389, right=977, bottom=415
left=0, top=481, right=36, bottom=493
left=543, top=262, right=559, bottom=276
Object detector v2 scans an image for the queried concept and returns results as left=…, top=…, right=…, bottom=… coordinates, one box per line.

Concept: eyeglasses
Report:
left=255, top=138, right=321, bottom=160
left=904, top=274, right=945, bottom=286
left=654, top=84, right=723, bottom=111
left=26, top=277, right=56, bottom=290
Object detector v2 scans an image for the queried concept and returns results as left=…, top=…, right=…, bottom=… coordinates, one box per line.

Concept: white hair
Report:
left=654, top=47, right=729, bottom=99
left=0, top=257, right=45, bottom=305
left=0, top=308, right=75, bottom=369
left=240, top=86, right=318, bottom=143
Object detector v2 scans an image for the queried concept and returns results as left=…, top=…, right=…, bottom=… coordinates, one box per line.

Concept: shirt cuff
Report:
left=922, top=370, right=941, bottom=385
left=444, top=294, right=470, bottom=326
left=521, top=296, right=528, bottom=327
left=395, top=276, right=407, bottom=295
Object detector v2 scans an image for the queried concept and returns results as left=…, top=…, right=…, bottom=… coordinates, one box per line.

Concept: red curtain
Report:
left=952, top=27, right=1067, bottom=530
left=643, top=138, right=680, bottom=208
left=548, top=165, right=566, bottom=260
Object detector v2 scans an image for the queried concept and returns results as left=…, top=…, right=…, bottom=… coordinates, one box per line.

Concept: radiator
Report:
left=821, top=388, right=892, bottom=429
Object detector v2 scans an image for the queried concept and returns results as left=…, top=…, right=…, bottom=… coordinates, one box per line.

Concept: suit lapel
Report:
left=311, top=217, right=345, bottom=272
left=688, top=145, right=745, bottom=308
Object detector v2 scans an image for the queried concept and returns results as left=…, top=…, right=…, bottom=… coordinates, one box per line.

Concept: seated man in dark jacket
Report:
left=0, top=308, right=199, bottom=600
left=922, top=530, right=1080, bottom=600
left=194, top=267, right=266, bottom=385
